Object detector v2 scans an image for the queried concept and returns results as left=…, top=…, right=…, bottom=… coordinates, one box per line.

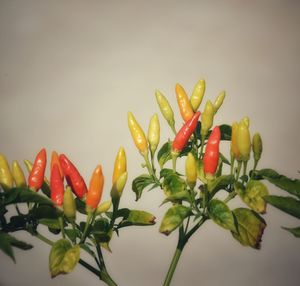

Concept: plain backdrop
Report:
left=1, top=1, right=300, bottom=286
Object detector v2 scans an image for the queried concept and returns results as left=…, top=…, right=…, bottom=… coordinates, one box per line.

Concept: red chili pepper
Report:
left=28, top=148, right=47, bottom=191
left=172, top=111, right=201, bottom=153
left=203, top=126, right=221, bottom=177
left=59, top=154, right=87, bottom=198
left=50, top=163, right=64, bottom=206
left=51, top=151, right=63, bottom=179
left=86, top=165, right=104, bottom=210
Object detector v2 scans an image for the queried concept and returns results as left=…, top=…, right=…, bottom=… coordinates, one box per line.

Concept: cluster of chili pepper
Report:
left=128, top=79, right=226, bottom=181
left=0, top=147, right=128, bottom=220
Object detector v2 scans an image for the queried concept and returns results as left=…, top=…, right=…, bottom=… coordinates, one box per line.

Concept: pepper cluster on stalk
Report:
left=0, top=147, right=156, bottom=286
left=128, top=79, right=299, bottom=286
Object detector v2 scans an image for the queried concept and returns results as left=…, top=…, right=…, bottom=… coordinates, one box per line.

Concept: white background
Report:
left=0, top=1, right=300, bottom=285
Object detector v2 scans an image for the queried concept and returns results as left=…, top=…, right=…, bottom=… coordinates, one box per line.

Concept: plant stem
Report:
left=80, top=211, right=93, bottom=243
left=172, top=154, right=177, bottom=172
left=163, top=247, right=183, bottom=286
left=59, top=216, right=65, bottom=239
left=199, top=135, right=205, bottom=158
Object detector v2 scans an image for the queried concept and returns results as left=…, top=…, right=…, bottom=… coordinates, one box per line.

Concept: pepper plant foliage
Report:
left=0, top=150, right=155, bottom=286
left=129, top=79, right=300, bottom=286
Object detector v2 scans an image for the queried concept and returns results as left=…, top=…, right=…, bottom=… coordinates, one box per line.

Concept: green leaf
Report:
left=160, top=168, right=176, bottom=179
left=208, top=199, right=236, bottom=232
left=39, top=218, right=61, bottom=229
left=235, top=180, right=269, bottom=214
left=282, top=226, right=300, bottom=238
left=75, top=198, right=87, bottom=215
left=157, top=142, right=172, bottom=168
left=132, top=174, right=156, bottom=201
left=160, top=191, right=192, bottom=206
left=159, top=205, right=192, bottom=235
left=32, top=205, right=61, bottom=220
left=65, top=229, right=81, bottom=242
left=0, top=232, right=33, bottom=263
left=162, top=173, right=186, bottom=197
left=219, top=124, right=232, bottom=141
left=253, top=169, right=300, bottom=198
left=49, top=239, right=80, bottom=278
left=207, top=175, right=234, bottom=196
left=232, top=208, right=266, bottom=249
left=92, top=218, right=111, bottom=242
left=3, top=188, right=53, bottom=206
left=264, top=195, right=300, bottom=219
left=118, top=210, right=156, bottom=228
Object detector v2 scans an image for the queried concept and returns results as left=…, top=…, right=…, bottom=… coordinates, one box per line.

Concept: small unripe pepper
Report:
left=112, top=147, right=127, bottom=184
left=59, top=154, right=87, bottom=198
left=214, top=91, right=226, bottom=113
left=237, top=118, right=251, bottom=162
left=0, top=154, right=14, bottom=191
left=201, top=100, right=215, bottom=137
left=172, top=111, right=201, bottom=154
left=128, top=112, right=148, bottom=156
left=51, top=151, right=63, bottom=179
left=147, top=113, right=160, bottom=157
left=190, top=79, right=205, bottom=112
left=11, top=160, right=26, bottom=188
left=252, top=133, right=263, bottom=165
left=230, top=122, right=240, bottom=161
left=111, top=172, right=128, bottom=200
left=155, top=90, right=176, bottom=133
left=175, top=83, right=194, bottom=122
left=28, top=148, right=47, bottom=191
left=86, top=165, right=104, bottom=210
left=185, top=153, right=197, bottom=189
left=63, top=186, right=76, bottom=221
left=50, top=164, right=64, bottom=206
left=203, top=126, right=221, bottom=178
left=95, top=200, right=112, bottom=215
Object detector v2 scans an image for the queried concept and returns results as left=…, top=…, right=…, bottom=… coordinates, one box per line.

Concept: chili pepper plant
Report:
left=0, top=79, right=299, bottom=286
left=0, top=148, right=156, bottom=286
left=129, top=79, right=300, bottom=286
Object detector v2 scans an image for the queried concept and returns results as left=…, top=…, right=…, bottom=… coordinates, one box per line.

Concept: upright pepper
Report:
left=201, top=100, right=215, bottom=137
left=0, top=154, right=14, bottom=191
left=128, top=112, right=148, bottom=156
left=59, top=154, right=87, bottom=199
left=237, top=118, right=251, bottom=162
left=203, top=126, right=221, bottom=178
left=185, top=153, right=197, bottom=189
left=172, top=111, right=201, bottom=154
left=86, top=165, right=104, bottom=210
left=63, top=186, right=76, bottom=221
left=28, top=148, right=47, bottom=191
left=11, top=160, right=26, bottom=188
left=148, top=113, right=160, bottom=157
left=252, top=133, right=263, bottom=170
left=155, top=90, right=176, bottom=133
left=51, top=151, right=63, bottom=179
left=214, top=91, right=226, bottom=113
left=230, top=122, right=240, bottom=161
left=190, top=79, right=206, bottom=112
left=50, top=164, right=64, bottom=206
left=175, top=83, right=194, bottom=122
left=112, top=147, right=127, bottom=184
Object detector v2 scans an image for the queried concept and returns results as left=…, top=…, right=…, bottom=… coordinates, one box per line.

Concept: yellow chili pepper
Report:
left=185, top=153, right=197, bottom=189
left=175, top=83, right=194, bottom=122
left=230, top=122, right=240, bottom=161
left=0, top=154, right=13, bottom=191
left=148, top=113, right=160, bottom=157
left=155, top=90, right=176, bottom=133
left=128, top=112, right=148, bottom=156
left=95, top=200, right=112, bottom=215
left=112, top=147, right=127, bottom=184
left=237, top=118, right=251, bottom=162
left=63, top=186, right=76, bottom=221
left=201, top=100, right=215, bottom=137
left=11, top=160, right=26, bottom=188
left=214, top=91, right=226, bottom=113
left=111, top=172, right=128, bottom=200
left=190, top=79, right=205, bottom=112
left=242, top=116, right=250, bottom=128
